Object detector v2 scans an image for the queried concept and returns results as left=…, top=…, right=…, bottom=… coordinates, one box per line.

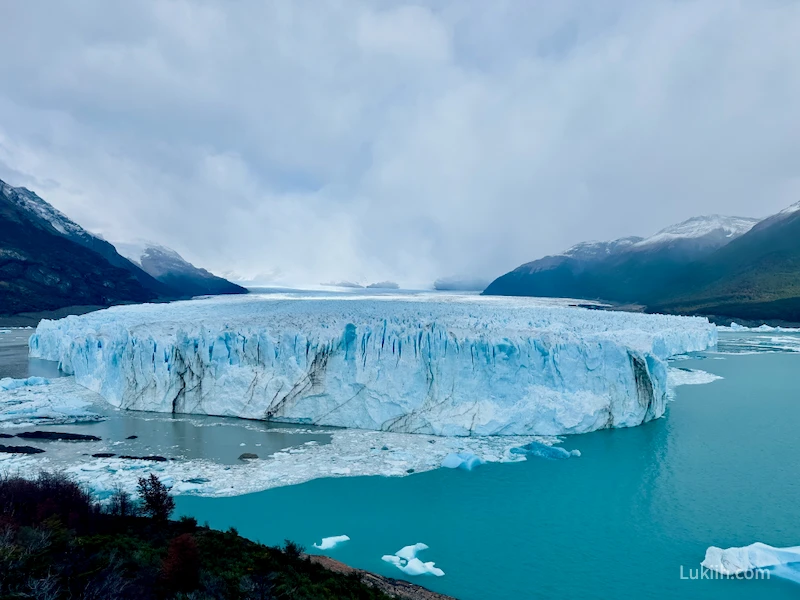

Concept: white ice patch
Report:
left=667, top=367, right=723, bottom=388
left=723, top=323, right=800, bottom=333
left=313, top=535, right=350, bottom=550
left=382, top=543, right=444, bottom=577
left=703, top=543, right=800, bottom=583
left=29, top=293, right=716, bottom=437
left=0, top=377, right=49, bottom=391
left=0, top=377, right=105, bottom=428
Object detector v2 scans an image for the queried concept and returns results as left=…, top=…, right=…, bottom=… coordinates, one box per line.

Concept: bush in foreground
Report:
left=0, top=472, right=390, bottom=600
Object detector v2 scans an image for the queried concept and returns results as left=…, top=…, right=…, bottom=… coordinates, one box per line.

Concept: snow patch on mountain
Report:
left=633, top=215, right=758, bottom=249
left=0, top=181, right=91, bottom=240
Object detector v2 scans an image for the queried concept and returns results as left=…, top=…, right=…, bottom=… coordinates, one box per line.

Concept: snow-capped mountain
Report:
left=486, top=205, right=800, bottom=322
left=0, top=178, right=245, bottom=316
left=631, top=215, right=758, bottom=250
left=484, top=213, right=762, bottom=309
left=114, top=240, right=246, bottom=297
left=0, top=179, right=161, bottom=314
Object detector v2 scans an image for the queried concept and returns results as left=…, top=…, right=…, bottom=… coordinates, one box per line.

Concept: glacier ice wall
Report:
left=29, top=294, right=717, bottom=436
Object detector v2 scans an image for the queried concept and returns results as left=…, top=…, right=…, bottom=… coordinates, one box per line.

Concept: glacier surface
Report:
left=29, top=294, right=717, bottom=436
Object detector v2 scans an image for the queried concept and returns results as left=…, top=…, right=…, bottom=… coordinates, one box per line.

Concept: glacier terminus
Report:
left=29, top=293, right=717, bottom=437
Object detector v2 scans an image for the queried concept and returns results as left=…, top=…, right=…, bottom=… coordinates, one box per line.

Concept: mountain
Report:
left=115, top=241, right=247, bottom=297
left=649, top=203, right=800, bottom=321
left=0, top=180, right=161, bottom=314
left=433, top=275, right=491, bottom=292
left=484, top=215, right=759, bottom=305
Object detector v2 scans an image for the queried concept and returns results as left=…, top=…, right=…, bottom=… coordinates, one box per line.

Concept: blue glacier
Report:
left=28, top=294, right=717, bottom=436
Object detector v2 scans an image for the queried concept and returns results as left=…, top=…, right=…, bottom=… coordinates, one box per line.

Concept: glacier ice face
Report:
left=29, top=293, right=716, bottom=437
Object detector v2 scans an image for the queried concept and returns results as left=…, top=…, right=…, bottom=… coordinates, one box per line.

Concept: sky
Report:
left=1, top=0, right=799, bottom=287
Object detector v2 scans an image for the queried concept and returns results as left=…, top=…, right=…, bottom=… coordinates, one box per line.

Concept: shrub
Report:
left=136, top=474, right=175, bottom=521
left=161, top=533, right=200, bottom=593
left=107, top=486, right=137, bottom=517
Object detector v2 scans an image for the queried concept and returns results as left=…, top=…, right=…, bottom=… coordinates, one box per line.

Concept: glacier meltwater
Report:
left=28, top=294, right=717, bottom=436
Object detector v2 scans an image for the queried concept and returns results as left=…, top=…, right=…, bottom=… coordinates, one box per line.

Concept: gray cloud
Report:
left=1, top=0, right=799, bottom=286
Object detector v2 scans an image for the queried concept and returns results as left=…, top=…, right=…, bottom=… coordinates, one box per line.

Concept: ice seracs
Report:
left=29, top=294, right=717, bottom=437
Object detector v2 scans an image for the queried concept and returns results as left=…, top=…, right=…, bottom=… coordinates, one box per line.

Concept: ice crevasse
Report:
left=29, top=295, right=717, bottom=436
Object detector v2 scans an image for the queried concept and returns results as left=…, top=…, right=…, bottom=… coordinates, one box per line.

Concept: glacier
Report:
left=28, top=293, right=717, bottom=437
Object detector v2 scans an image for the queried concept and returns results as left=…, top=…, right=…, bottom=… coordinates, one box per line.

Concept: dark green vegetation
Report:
left=0, top=179, right=245, bottom=316
left=0, top=473, right=392, bottom=600
left=485, top=209, right=800, bottom=323
left=649, top=210, right=800, bottom=321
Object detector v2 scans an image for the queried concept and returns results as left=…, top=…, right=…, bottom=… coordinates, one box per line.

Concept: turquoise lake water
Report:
left=176, top=344, right=800, bottom=599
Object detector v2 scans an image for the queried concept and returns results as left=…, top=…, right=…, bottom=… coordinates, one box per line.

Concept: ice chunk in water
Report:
left=313, top=535, right=350, bottom=550
left=382, top=543, right=444, bottom=577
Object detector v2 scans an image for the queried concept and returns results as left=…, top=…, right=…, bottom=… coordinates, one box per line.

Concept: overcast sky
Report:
left=1, top=1, right=799, bottom=286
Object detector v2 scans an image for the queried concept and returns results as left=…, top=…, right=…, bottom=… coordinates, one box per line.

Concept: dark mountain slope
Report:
left=484, top=216, right=757, bottom=305
left=0, top=188, right=158, bottom=314
left=115, top=241, right=247, bottom=297
left=650, top=205, right=800, bottom=320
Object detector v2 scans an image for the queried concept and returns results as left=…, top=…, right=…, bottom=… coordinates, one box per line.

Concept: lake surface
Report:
left=175, top=337, right=800, bottom=599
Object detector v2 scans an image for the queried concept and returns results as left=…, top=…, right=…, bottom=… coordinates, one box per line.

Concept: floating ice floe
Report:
left=667, top=367, right=723, bottom=388
left=509, top=441, right=580, bottom=460
left=30, top=293, right=716, bottom=437
left=0, top=380, right=554, bottom=498
left=382, top=543, right=444, bottom=577
left=703, top=543, right=800, bottom=583
left=440, top=452, right=484, bottom=471
left=0, top=376, right=49, bottom=391
left=313, top=535, right=350, bottom=550
left=0, top=377, right=105, bottom=428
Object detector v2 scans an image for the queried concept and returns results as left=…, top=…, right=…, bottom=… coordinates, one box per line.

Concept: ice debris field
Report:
left=29, top=293, right=716, bottom=437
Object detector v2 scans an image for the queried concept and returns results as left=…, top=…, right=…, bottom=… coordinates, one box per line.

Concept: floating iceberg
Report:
left=29, top=294, right=716, bottom=437
left=703, top=543, right=800, bottom=583
left=313, top=535, right=350, bottom=550
left=382, top=543, right=444, bottom=577
left=441, top=452, right=484, bottom=470
left=509, top=441, right=580, bottom=460
left=667, top=368, right=723, bottom=388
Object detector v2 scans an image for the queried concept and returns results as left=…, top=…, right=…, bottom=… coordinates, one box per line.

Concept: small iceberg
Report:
left=313, top=535, right=350, bottom=550
left=441, top=452, right=484, bottom=471
left=382, top=543, right=444, bottom=577
left=667, top=367, right=723, bottom=387
left=703, top=543, right=800, bottom=583
left=509, top=441, right=580, bottom=460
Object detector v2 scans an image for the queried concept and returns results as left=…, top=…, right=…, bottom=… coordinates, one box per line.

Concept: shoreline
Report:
left=308, top=554, right=457, bottom=600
